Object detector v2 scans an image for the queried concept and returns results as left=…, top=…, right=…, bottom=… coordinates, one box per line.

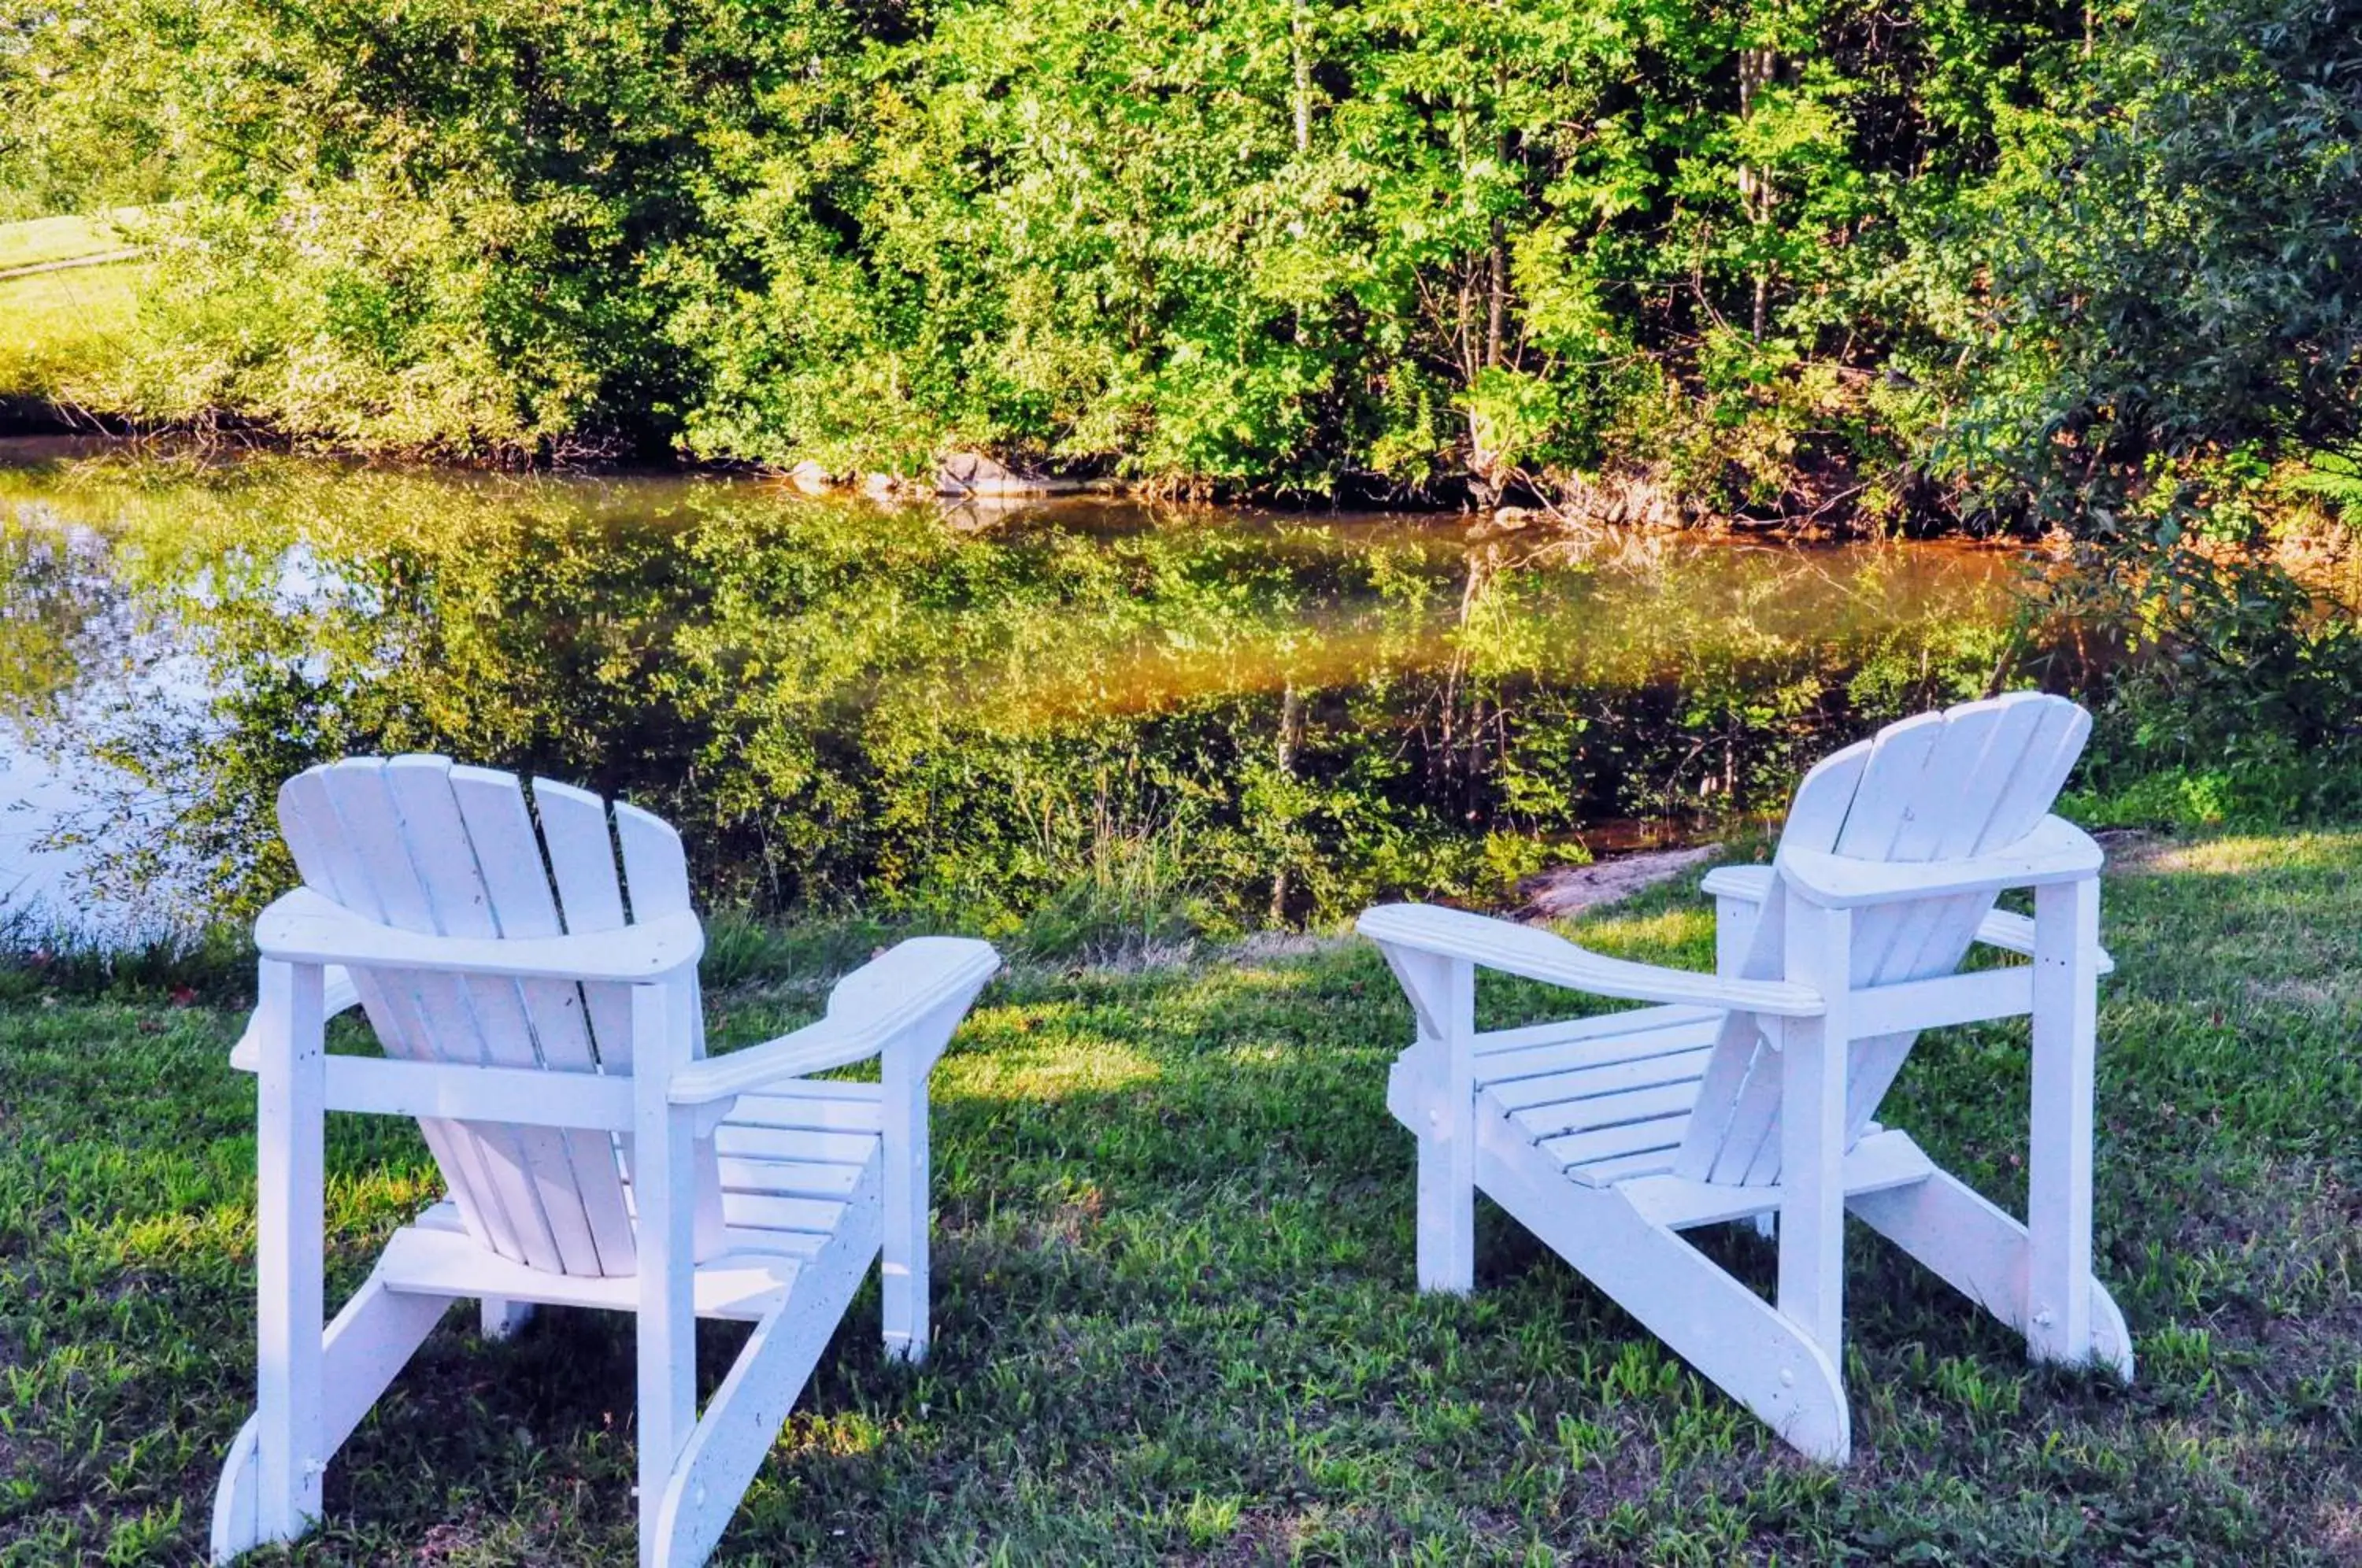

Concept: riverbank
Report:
left=0, top=213, right=1994, bottom=529
left=4, top=832, right=2356, bottom=1559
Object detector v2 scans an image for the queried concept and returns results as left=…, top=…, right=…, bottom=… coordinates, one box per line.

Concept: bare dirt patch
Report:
left=1514, top=845, right=1720, bottom=920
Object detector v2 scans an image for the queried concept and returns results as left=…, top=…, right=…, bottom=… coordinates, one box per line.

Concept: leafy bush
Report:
left=3, top=0, right=2085, bottom=512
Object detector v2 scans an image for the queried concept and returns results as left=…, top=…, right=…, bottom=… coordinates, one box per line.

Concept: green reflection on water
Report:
left=0, top=444, right=2030, bottom=932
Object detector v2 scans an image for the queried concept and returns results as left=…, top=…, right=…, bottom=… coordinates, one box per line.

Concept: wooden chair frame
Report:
left=1361, top=696, right=2134, bottom=1460
left=208, top=760, right=997, bottom=1566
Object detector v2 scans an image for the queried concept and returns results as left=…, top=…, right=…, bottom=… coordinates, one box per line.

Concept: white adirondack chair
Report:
left=1359, top=693, right=2133, bottom=1462
left=209, top=756, right=1000, bottom=1566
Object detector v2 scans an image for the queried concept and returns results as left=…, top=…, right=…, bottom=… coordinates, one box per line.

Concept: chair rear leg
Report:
left=1850, top=1169, right=2134, bottom=1380
left=479, top=1297, right=537, bottom=1341
left=654, top=1300, right=842, bottom=1566
left=2028, top=875, right=2101, bottom=1365
left=1405, top=953, right=1478, bottom=1296
left=213, top=1270, right=450, bottom=1562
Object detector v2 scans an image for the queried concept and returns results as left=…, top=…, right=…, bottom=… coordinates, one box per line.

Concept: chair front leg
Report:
left=634, top=980, right=699, bottom=1568
left=1714, top=892, right=1760, bottom=978
left=479, top=1298, right=536, bottom=1340
left=882, top=1000, right=965, bottom=1363
left=1777, top=897, right=1850, bottom=1365
left=254, top=958, right=329, bottom=1543
left=880, top=1049, right=929, bottom=1362
left=2027, top=874, right=2100, bottom=1363
left=1402, top=953, right=1477, bottom=1295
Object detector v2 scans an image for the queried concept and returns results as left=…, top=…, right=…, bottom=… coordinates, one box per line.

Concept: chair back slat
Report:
left=280, top=764, right=509, bottom=1256
left=1672, top=693, right=2091, bottom=1186
left=1827, top=709, right=1951, bottom=859
left=1829, top=698, right=2090, bottom=1146
left=311, top=760, right=560, bottom=1266
left=1731, top=703, right=2020, bottom=1183
left=615, top=803, right=695, bottom=925
left=275, top=756, right=722, bottom=1278
left=532, top=779, right=635, bottom=1077
left=1691, top=712, right=1957, bottom=1182
left=611, top=800, right=730, bottom=1252
left=446, top=766, right=640, bottom=1274
left=387, top=758, right=622, bottom=1275
left=1670, top=734, right=1877, bottom=1180
left=1849, top=701, right=2020, bottom=986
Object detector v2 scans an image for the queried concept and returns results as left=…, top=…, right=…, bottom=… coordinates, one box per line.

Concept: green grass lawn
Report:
left=3, top=833, right=2359, bottom=1563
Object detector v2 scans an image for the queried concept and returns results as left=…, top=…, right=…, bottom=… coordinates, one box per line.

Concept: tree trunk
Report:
left=1738, top=46, right=1778, bottom=338
left=1292, top=0, right=1312, bottom=154
left=1486, top=66, right=1509, bottom=368
left=1486, top=220, right=1506, bottom=369
left=1268, top=683, right=1305, bottom=923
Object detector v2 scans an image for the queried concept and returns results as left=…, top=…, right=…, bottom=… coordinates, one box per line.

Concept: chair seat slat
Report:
left=727, top=1085, right=887, bottom=1131
left=711, top=1123, right=881, bottom=1166
left=1479, top=1038, right=1716, bottom=1107
left=1472, top=1010, right=1719, bottom=1083
left=713, top=1157, right=870, bottom=1201
left=1540, top=1111, right=1691, bottom=1168
left=1506, top=1079, right=1703, bottom=1143
left=1472, top=1004, right=1719, bottom=1058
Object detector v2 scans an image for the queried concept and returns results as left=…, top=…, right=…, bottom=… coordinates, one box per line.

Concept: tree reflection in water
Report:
left=0, top=447, right=2034, bottom=934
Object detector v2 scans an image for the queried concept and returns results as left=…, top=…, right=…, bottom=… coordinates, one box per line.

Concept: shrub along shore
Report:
left=2, top=832, right=2357, bottom=1560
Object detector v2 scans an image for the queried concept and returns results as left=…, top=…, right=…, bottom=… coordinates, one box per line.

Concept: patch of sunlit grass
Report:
left=935, top=1031, right=1164, bottom=1101
left=0, top=211, right=141, bottom=272
left=2131, top=828, right=2362, bottom=877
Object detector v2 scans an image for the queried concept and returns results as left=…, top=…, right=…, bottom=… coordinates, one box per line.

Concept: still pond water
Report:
left=0, top=440, right=2040, bottom=940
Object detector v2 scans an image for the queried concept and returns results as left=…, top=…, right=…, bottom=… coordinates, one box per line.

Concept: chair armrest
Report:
left=1356, top=904, right=1823, bottom=1017
left=254, top=887, right=703, bottom=982
left=228, top=965, right=363, bottom=1073
left=669, top=937, right=1001, bottom=1105
left=1971, top=909, right=2116, bottom=975
left=1700, top=864, right=1774, bottom=904
left=1775, top=815, right=2102, bottom=909
left=1703, top=859, right=2113, bottom=974
left=668, top=1015, right=879, bottom=1103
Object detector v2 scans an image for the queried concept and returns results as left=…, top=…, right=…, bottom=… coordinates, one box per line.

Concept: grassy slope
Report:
left=0, top=264, right=143, bottom=398
left=2, top=834, right=2358, bottom=1563
left=0, top=213, right=146, bottom=403
left=0, top=213, right=139, bottom=274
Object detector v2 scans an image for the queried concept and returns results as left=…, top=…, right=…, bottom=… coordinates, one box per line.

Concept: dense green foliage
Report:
left=1957, top=0, right=2360, bottom=497
left=1949, top=0, right=2362, bottom=824
left=8, top=839, right=2362, bottom=1559
left=5, top=0, right=2354, bottom=524
left=2, top=0, right=2087, bottom=513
